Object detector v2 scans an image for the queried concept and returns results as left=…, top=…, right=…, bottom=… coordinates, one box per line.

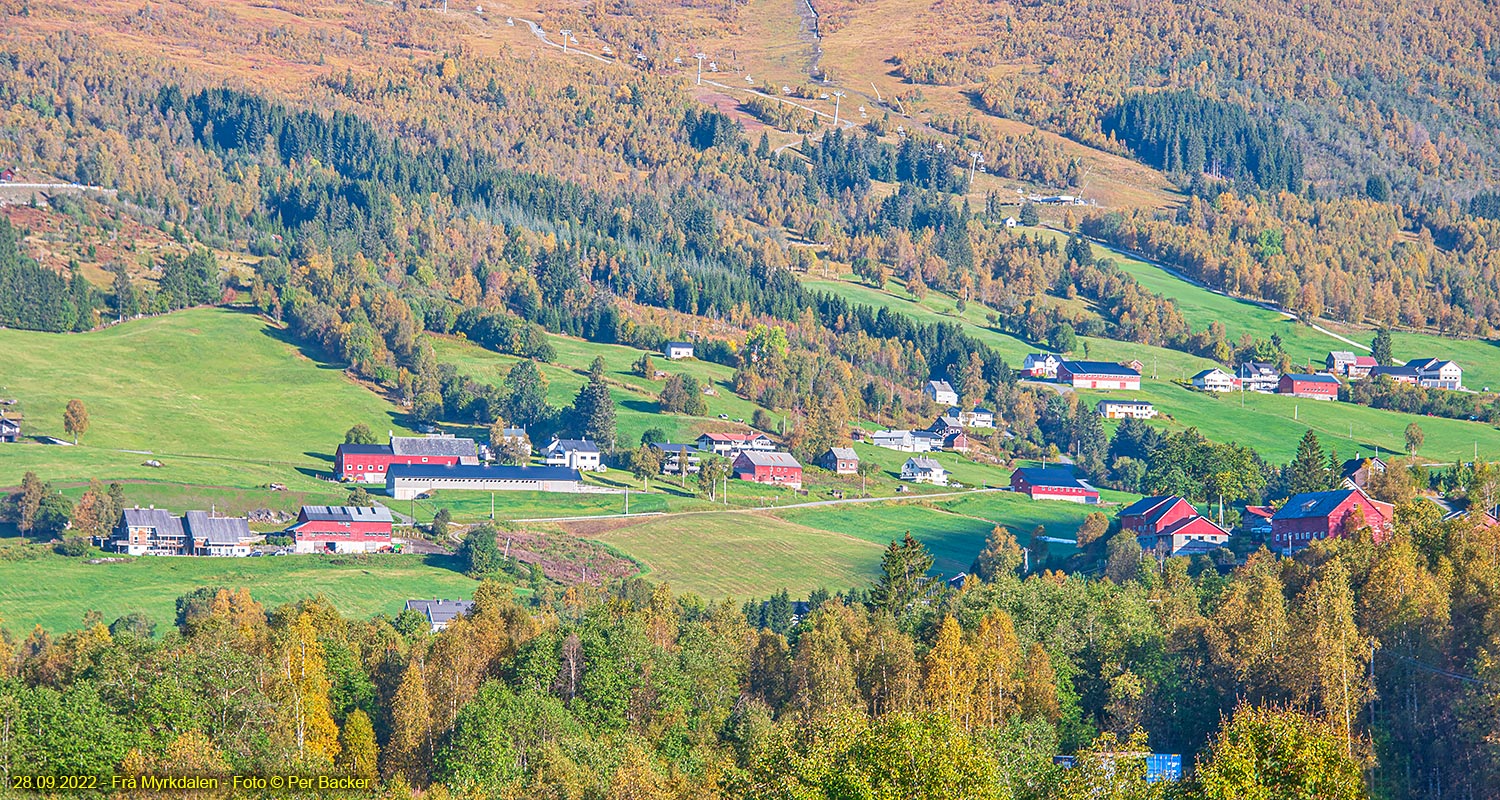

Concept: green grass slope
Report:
left=0, top=309, right=411, bottom=494
left=803, top=271, right=1500, bottom=463
left=0, top=549, right=477, bottom=634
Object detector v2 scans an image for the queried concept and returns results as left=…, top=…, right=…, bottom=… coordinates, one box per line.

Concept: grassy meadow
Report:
left=0, top=546, right=478, bottom=634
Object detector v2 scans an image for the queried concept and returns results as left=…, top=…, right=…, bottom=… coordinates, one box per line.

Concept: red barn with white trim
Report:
left=1009, top=467, right=1099, bottom=503
left=733, top=451, right=804, bottom=490
left=291, top=505, right=394, bottom=553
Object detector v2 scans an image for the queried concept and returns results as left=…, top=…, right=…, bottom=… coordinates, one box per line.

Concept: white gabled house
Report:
left=1191, top=368, right=1238, bottom=393
left=924, top=380, right=959, bottom=406
left=901, top=457, right=948, bottom=485
left=872, top=429, right=935, bottom=453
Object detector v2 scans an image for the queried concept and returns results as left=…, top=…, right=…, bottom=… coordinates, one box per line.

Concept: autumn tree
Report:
left=1194, top=706, right=1365, bottom=800
left=344, top=424, right=378, bottom=445
left=971, top=525, right=1024, bottom=581
left=63, top=399, right=89, bottom=444
left=1404, top=422, right=1424, bottom=455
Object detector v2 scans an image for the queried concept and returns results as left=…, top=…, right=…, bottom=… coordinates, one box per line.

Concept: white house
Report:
left=1236, top=362, right=1280, bottom=393
left=965, top=407, right=996, bottom=428
left=665, top=341, right=695, bottom=360
left=543, top=438, right=605, bottom=471
left=872, top=429, right=934, bottom=453
left=901, top=456, right=948, bottom=485
left=1023, top=353, right=1062, bottom=379
left=1097, top=400, right=1157, bottom=420
left=1004, top=217, right=1018, bottom=228
left=1191, top=368, right=1238, bottom=393
left=924, top=380, right=958, bottom=406
left=1406, top=358, right=1463, bottom=390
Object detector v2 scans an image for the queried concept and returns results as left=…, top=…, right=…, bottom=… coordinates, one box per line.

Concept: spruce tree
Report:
left=1287, top=429, right=1330, bottom=495
left=1372, top=328, right=1394, bottom=366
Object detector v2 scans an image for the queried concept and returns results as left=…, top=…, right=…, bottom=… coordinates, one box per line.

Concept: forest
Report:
left=1101, top=91, right=1302, bottom=193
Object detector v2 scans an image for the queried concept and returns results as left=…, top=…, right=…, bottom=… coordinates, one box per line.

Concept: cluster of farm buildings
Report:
left=97, top=504, right=399, bottom=557
left=1016, top=351, right=1465, bottom=421
left=1003, top=457, right=1409, bottom=558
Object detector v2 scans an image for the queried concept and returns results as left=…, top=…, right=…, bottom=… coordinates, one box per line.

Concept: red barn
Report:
left=733, top=451, right=804, bottom=490
left=1277, top=373, right=1340, bottom=400
left=1118, top=495, right=1199, bottom=536
left=291, top=505, right=394, bottom=553
left=1009, top=467, right=1099, bottom=503
left=1057, top=361, right=1141, bottom=390
left=335, top=435, right=479, bottom=482
left=1270, top=488, right=1393, bottom=553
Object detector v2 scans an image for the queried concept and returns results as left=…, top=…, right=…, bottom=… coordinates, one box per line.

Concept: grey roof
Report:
left=387, top=463, right=584, bottom=482
left=501, top=427, right=528, bottom=438
left=1283, top=373, right=1340, bottom=384
left=1192, top=368, right=1231, bottom=380
left=735, top=451, right=802, bottom=468
left=406, top=599, right=474, bottom=625
left=1060, top=360, right=1140, bottom=377
left=1237, top=361, right=1277, bottom=376
left=665, top=341, right=694, bottom=349
left=390, top=436, right=479, bottom=458
left=1013, top=467, right=1089, bottom=490
left=299, top=505, right=395, bottom=523
left=651, top=442, right=702, bottom=455
left=1272, top=490, right=1361, bottom=520
left=1328, top=350, right=1356, bottom=361
left=1406, top=358, right=1458, bottom=371
left=827, top=447, right=858, bottom=460
left=183, top=511, right=252, bottom=545
left=1099, top=399, right=1153, bottom=407
left=337, top=443, right=392, bottom=455
left=1370, top=365, right=1420, bottom=377
left=546, top=438, right=600, bottom=454
left=927, top=379, right=956, bottom=394
left=906, top=457, right=943, bottom=470
left=121, top=507, right=184, bottom=536
left=1119, top=495, right=1182, bottom=519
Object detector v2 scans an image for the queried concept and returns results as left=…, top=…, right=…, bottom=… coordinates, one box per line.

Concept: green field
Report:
left=587, top=511, right=886, bottom=599
left=0, top=548, right=478, bottom=634
left=0, top=309, right=410, bottom=499
left=803, top=270, right=1500, bottom=464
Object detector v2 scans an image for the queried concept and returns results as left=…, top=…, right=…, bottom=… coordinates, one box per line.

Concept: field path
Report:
left=517, top=486, right=1003, bottom=523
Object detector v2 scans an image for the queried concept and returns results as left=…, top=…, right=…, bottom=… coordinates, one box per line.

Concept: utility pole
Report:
left=694, top=52, right=707, bottom=85
left=624, top=488, right=629, bottom=515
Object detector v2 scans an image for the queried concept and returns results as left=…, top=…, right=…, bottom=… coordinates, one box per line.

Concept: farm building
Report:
left=335, top=434, right=480, bottom=482
left=1191, top=368, right=1238, bottom=392
left=1097, top=400, right=1157, bottom=420
left=1137, top=515, right=1231, bottom=557
left=1278, top=373, right=1340, bottom=400
left=732, top=451, right=803, bottom=489
left=1057, top=361, right=1141, bottom=390
left=183, top=511, right=256, bottom=557
left=924, top=380, right=959, bottom=405
left=291, top=505, right=395, bottom=554
left=405, top=599, right=474, bottom=632
left=651, top=442, right=703, bottom=475
left=943, top=431, right=971, bottom=452
left=386, top=463, right=590, bottom=500
left=0, top=415, right=18, bottom=443
left=1242, top=506, right=1275, bottom=538
left=1236, top=362, right=1280, bottom=393
left=1120, top=495, right=1230, bottom=556
left=1270, top=488, right=1393, bottom=554
left=696, top=431, right=776, bottom=458
left=106, top=507, right=187, bottom=556
left=1326, top=351, right=1377, bottom=378
left=665, top=341, right=695, bottom=360
left=1023, top=353, right=1062, bottom=379
left=901, top=457, right=948, bottom=485
left=872, top=429, right=935, bottom=453
left=1119, top=496, right=1200, bottom=536
left=818, top=447, right=859, bottom=474
left=543, top=438, right=604, bottom=471
left=1406, top=358, right=1463, bottom=390
left=1340, top=456, right=1387, bottom=490
left=1009, top=467, right=1099, bottom=503
left=1368, top=365, right=1420, bottom=385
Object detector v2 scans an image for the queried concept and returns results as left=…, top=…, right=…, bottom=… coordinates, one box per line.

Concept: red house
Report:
left=1009, top=467, right=1099, bottom=503
left=1139, top=514, right=1231, bottom=556
left=335, top=435, right=479, bottom=482
left=1118, top=495, right=1199, bottom=536
left=733, top=451, right=804, bottom=490
left=291, top=505, right=394, bottom=553
left=1277, top=373, right=1340, bottom=401
left=1270, top=488, right=1393, bottom=553
left=1057, top=361, right=1141, bottom=390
